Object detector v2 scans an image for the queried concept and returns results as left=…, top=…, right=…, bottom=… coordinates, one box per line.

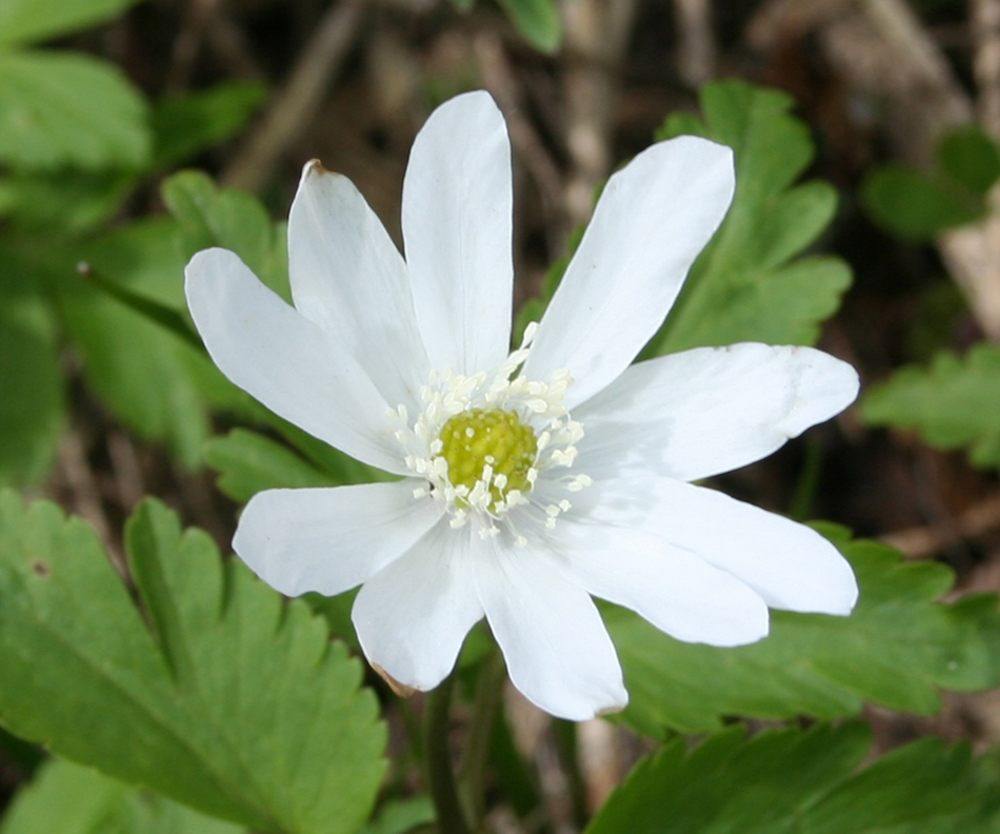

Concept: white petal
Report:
left=474, top=539, right=627, bottom=721
left=233, top=481, right=444, bottom=597
left=288, top=162, right=429, bottom=410
left=401, top=91, right=513, bottom=376
left=185, top=247, right=407, bottom=474
left=583, top=476, right=858, bottom=615
left=524, top=136, right=735, bottom=408
left=352, top=521, right=483, bottom=692
left=557, top=520, right=769, bottom=646
left=576, top=343, right=860, bottom=482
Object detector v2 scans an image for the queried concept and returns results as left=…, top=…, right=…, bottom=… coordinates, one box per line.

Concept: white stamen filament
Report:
left=391, top=324, right=590, bottom=545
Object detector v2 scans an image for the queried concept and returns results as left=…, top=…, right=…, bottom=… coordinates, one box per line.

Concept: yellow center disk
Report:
left=439, top=408, right=538, bottom=509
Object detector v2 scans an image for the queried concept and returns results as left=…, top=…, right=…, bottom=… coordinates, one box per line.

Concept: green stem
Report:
left=789, top=433, right=824, bottom=521
left=78, top=261, right=204, bottom=352
left=459, top=650, right=506, bottom=828
left=425, top=674, right=472, bottom=834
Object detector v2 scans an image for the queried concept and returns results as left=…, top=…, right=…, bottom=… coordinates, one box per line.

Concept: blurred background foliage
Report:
left=6, top=0, right=1000, bottom=832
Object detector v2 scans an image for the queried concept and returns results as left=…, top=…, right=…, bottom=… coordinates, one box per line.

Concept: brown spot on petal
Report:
left=371, top=662, right=417, bottom=698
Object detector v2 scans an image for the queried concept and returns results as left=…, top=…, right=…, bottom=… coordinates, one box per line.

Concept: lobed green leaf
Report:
left=495, top=0, right=561, bottom=52
left=0, top=291, right=63, bottom=486
left=160, top=171, right=394, bottom=483
left=151, top=82, right=267, bottom=172
left=204, top=428, right=337, bottom=503
left=861, top=123, right=1000, bottom=240
left=162, top=170, right=289, bottom=299
left=586, top=722, right=1000, bottom=834
left=862, top=164, right=982, bottom=240
left=0, top=50, right=149, bottom=170
left=861, top=343, right=1000, bottom=469
left=55, top=217, right=230, bottom=467
left=937, top=125, right=1000, bottom=195
left=0, top=757, right=243, bottom=834
left=645, top=80, right=851, bottom=355
left=357, top=797, right=435, bottom=834
left=0, top=492, right=386, bottom=833
left=0, top=169, right=134, bottom=234
left=609, top=525, right=1000, bottom=736
left=0, top=0, right=143, bottom=46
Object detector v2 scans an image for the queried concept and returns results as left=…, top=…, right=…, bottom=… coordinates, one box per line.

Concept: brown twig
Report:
left=940, top=0, right=1000, bottom=344
left=746, top=0, right=853, bottom=50
left=973, top=0, right=1000, bottom=139
left=221, top=0, right=369, bottom=193
left=56, top=430, right=123, bottom=573
left=673, top=0, right=716, bottom=88
left=749, top=0, right=1000, bottom=340
left=822, top=0, right=971, bottom=164
left=164, top=0, right=225, bottom=92
left=881, top=492, right=1000, bottom=559
left=107, top=430, right=144, bottom=513
left=474, top=32, right=568, bottom=256
left=576, top=718, right=621, bottom=815
left=205, top=9, right=266, bottom=82
left=561, top=0, right=638, bottom=225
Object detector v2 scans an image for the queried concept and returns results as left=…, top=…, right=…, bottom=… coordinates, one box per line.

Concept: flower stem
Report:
left=459, top=649, right=506, bottom=828
left=425, top=674, right=472, bottom=834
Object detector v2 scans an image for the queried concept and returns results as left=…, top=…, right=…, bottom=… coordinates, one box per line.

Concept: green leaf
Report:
left=0, top=50, right=149, bottom=170
left=862, top=164, right=982, bottom=240
left=0, top=758, right=244, bottom=834
left=303, top=590, right=360, bottom=651
left=586, top=722, right=1000, bottom=834
left=646, top=80, right=851, bottom=355
left=151, top=82, right=267, bottom=171
left=162, top=170, right=289, bottom=300
left=0, top=292, right=63, bottom=486
left=861, top=343, right=1000, bottom=469
left=0, top=725, right=43, bottom=775
left=861, top=124, right=1000, bottom=241
left=358, top=797, right=435, bottom=834
left=0, top=0, right=142, bottom=46
left=160, top=171, right=391, bottom=480
left=260, top=414, right=397, bottom=488
left=937, top=125, right=1000, bottom=195
left=57, top=217, right=223, bottom=467
left=0, top=169, right=134, bottom=234
left=513, top=221, right=584, bottom=342
left=204, top=428, right=336, bottom=503
left=495, top=0, right=561, bottom=52
left=0, top=492, right=386, bottom=833
left=608, top=525, right=1000, bottom=736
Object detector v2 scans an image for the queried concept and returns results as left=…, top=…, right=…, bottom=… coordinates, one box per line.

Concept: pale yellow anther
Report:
left=395, top=341, right=590, bottom=538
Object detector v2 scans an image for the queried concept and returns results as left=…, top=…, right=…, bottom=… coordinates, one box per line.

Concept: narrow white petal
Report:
left=352, top=521, right=484, bottom=692
left=582, top=476, right=858, bottom=615
left=288, top=162, right=429, bottom=410
left=525, top=136, right=735, bottom=408
left=401, top=91, right=513, bottom=375
left=474, top=540, right=627, bottom=721
left=576, top=343, right=860, bottom=482
left=185, top=247, right=407, bottom=474
left=233, top=481, right=444, bottom=597
left=558, top=520, right=769, bottom=646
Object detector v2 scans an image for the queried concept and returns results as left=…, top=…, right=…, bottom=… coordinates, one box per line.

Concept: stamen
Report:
left=392, top=332, right=590, bottom=541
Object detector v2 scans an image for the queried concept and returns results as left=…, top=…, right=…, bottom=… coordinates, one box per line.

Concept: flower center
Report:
left=439, top=408, right=538, bottom=511
left=390, top=323, right=592, bottom=545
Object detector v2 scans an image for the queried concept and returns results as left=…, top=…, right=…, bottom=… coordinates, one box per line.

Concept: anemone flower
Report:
left=185, top=91, right=859, bottom=721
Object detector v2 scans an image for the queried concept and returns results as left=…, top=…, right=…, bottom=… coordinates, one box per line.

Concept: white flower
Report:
left=185, top=91, right=860, bottom=721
